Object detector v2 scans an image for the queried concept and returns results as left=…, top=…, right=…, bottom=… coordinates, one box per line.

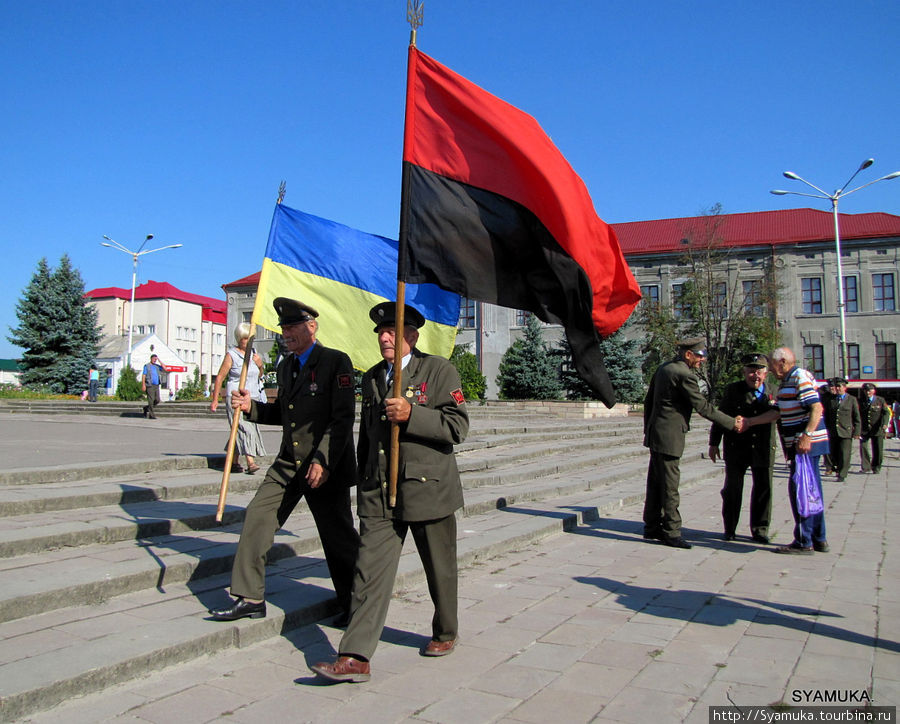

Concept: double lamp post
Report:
left=771, top=158, right=900, bottom=379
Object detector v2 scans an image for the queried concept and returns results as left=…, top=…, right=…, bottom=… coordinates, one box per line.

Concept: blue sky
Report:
left=2, top=1, right=898, bottom=359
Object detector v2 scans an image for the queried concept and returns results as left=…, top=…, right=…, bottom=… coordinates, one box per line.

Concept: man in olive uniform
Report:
left=859, top=382, right=890, bottom=474
left=311, top=301, right=469, bottom=683
left=643, top=338, right=742, bottom=549
left=708, top=353, right=776, bottom=543
left=823, top=377, right=861, bottom=481
left=209, top=297, right=359, bottom=623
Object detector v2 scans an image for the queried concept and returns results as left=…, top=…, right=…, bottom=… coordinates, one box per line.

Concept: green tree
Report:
left=636, top=302, right=681, bottom=386
left=8, top=255, right=101, bottom=394
left=496, top=314, right=562, bottom=400
left=555, top=324, right=644, bottom=403
left=115, top=365, right=143, bottom=401
left=450, top=342, right=486, bottom=403
left=175, top=367, right=206, bottom=400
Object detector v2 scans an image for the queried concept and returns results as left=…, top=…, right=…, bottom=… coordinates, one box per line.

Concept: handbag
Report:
left=793, top=453, right=824, bottom=517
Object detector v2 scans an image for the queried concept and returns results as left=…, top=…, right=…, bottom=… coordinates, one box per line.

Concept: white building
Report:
left=95, top=334, right=186, bottom=398
left=85, top=280, right=227, bottom=391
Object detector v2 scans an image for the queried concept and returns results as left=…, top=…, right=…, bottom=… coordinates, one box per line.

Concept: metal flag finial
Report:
left=277, top=180, right=286, bottom=205
left=407, top=0, right=424, bottom=46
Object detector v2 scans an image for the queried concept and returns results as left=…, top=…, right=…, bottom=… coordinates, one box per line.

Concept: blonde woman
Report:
left=211, top=323, right=266, bottom=473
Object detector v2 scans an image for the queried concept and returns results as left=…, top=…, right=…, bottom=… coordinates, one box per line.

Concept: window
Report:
left=639, top=285, right=659, bottom=310
left=242, top=311, right=252, bottom=323
left=713, top=281, right=728, bottom=318
left=459, top=298, right=477, bottom=329
left=803, top=344, right=824, bottom=379
left=876, top=342, right=897, bottom=379
left=873, top=273, right=895, bottom=311
left=846, top=343, right=860, bottom=380
left=801, top=278, right=822, bottom=314
left=672, top=283, right=688, bottom=319
left=842, top=276, right=858, bottom=313
left=515, top=310, right=533, bottom=326
left=742, top=280, right=764, bottom=316
left=176, top=326, right=183, bottom=339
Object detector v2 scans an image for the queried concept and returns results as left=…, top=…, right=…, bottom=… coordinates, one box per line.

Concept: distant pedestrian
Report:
left=890, top=400, right=900, bottom=439
left=642, top=338, right=741, bottom=549
left=88, top=365, right=100, bottom=402
left=859, top=383, right=890, bottom=474
left=141, top=354, right=167, bottom=419
left=708, top=353, right=776, bottom=543
left=822, top=377, right=860, bottom=482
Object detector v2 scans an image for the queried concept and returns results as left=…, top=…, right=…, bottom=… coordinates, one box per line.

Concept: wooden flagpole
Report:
left=388, top=0, right=424, bottom=507
left=215, top=181, right=286, bottom=522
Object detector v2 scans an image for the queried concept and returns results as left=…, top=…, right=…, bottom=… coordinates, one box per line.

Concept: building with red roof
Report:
left=85, top=280, right=227, bottom=394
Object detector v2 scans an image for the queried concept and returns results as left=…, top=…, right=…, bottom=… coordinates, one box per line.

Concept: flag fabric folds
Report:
left=400, top=47, right=641, bottom=407
left=255, top=203, right=460, bottom=371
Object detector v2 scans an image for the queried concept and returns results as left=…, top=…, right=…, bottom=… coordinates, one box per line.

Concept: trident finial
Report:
left=277, top=180, right=286, bottom=205
left=407, top=0, right=424, bottom=45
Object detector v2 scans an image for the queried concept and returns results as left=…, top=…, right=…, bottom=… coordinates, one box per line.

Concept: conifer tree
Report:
left=496, top=314, right=562, bottom=400
left=8, top=255, right=101, bottom=393
left=555, top=323, right=644, bottom=403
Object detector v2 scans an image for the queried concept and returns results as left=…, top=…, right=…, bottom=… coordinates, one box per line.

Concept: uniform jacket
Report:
left=247, top=342, right=356, bottom=485
left=824, top=393, right=861, bottom=439
left=708, top=379, right=777, bottom=468
left=357, top=348, right=469, bottom=522
left=859, top=394, right=890, bottom=439
left=643, top=358, right=735, bottom=457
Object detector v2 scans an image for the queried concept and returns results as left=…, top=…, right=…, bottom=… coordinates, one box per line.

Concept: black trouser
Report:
left=643, top=450, right=682, bottom=539
left=829, top=436, right=853, bottom=479
left=860, top=435, right=884, bottom=473
left=720, top=460, right=772, bottom=538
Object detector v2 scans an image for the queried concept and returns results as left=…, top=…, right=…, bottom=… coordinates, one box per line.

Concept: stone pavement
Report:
left=19, top=438, right=899, bottom=723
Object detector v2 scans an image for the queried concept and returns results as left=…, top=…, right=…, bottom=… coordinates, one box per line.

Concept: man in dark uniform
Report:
left=708, top=353, right=776, bottom=543
left=643, top=338, right=741, bottom=549
left=823, top=377, right=861, bottom=481
left=311, top=301, right=469, bottom=683
left=209, top=297, right=359, bottom=623
left=859, top=382, right=890, bottom=474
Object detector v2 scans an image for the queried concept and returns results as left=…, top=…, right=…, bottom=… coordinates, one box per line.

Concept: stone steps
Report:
left=0, top=415, right=716, bottom=721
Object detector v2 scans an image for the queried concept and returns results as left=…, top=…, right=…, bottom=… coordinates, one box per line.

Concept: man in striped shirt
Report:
left=746, top=347, right=829, bottom=554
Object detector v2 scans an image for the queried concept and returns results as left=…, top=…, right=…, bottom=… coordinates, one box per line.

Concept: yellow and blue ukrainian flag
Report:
left=254, top=203, right=460, bottom=370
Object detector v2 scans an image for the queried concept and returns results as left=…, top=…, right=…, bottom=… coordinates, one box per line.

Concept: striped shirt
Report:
left=775, top=366, right=829, bottom=455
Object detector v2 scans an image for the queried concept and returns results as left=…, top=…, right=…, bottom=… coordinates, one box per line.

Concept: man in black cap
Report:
left=311, top=301, right=469, bottom=683
left=708, top=353, right=776, bottom=543
left=209, top=297, right=360, bottom=623
left=643, top=338, right=742, bottom=549
left=859, top=382, right=890, bottom=474
left=823, top=377, right=860, bottom=481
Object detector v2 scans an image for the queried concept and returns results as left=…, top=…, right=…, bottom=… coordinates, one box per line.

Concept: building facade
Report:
left=221, top=208, right=900, bottom=398
left=85, top=280, right=227, bottom=391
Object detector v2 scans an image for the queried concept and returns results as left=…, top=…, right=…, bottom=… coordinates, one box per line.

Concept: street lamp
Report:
left=100, top=234, right=183, bottom=368
left=771, top=158, right=900, bottom=378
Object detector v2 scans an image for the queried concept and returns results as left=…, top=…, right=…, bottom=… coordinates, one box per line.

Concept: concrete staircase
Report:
left=0, top=399, right=222, bottom=419
left=0, top=408, right=721, bottom=721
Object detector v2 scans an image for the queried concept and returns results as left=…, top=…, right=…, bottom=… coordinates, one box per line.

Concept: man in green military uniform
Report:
left=859, top=382, right=890, bottom=474
left=311, top=301, right=469, bottom=683
left=643, top=338, right=741, bottom=549
left=209, top=297, right=359, bottom=623
left=823, top=377, right=861, bottom=481
left=708, top=353, right=777, bottom=543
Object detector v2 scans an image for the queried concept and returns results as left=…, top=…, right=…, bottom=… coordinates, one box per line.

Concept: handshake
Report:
left=732, top=415, right=750, bottom=433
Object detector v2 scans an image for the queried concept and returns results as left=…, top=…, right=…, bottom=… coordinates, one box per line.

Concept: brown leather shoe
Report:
left=422, top=638, right=457, bottom=657
left=309, top=656, right=370, bottom=683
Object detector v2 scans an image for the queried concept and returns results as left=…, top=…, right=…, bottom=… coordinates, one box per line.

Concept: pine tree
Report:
left=115, top=365, right=144, bottom=401
left=8, top=255, right=101, bottom=393
left=496, top=314, right=562, bottom=400
left=555, top=324, right=644, bottom=403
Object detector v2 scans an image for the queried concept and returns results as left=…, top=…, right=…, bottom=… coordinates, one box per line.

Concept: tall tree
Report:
left=555, top=323, right=644, bottom=403
left=496, top=314, right=562, bottom=400
left=8, top=255, right=101, bottom=393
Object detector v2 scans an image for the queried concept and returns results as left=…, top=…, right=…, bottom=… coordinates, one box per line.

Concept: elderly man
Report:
left=823, top=377, right=861, bottom=482
left=209, top=297, right=359, bottom=623
left=643, top=338, right=741, bottom=549
left=747, top=347, right=830, bottom=554
left=709, top=353, right=776, bottom=543
left=859, top=382, right=890, bottom=474
left=311, top=301, right=469, bottom=683
left=141, top=354, right=167, bottom=419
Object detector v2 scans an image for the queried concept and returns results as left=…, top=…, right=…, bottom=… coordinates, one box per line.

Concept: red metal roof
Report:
left=85, top=280, right=226, bottom=315
left=222, top=271, right=262, bottom=290
left=612, top=209, right=900, bottom=255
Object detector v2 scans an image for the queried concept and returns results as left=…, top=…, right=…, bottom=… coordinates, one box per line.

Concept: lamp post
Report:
left=100, top=234, right=183, bottom=368
left=771, top=158, right=900, bottom=378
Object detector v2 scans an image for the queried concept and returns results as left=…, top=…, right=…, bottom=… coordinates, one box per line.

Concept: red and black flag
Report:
left=398, top=47, right=641, bottom=407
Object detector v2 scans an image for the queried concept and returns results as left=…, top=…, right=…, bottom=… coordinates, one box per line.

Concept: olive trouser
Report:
left=643, top=450, right=682, bottom=539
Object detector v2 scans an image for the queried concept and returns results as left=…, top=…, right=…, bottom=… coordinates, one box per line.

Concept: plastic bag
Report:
left=793, top=453, right=824, bottom=517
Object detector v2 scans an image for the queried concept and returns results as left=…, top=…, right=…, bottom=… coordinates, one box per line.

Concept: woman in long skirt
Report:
left=210, top=323, right=267, bottom=473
